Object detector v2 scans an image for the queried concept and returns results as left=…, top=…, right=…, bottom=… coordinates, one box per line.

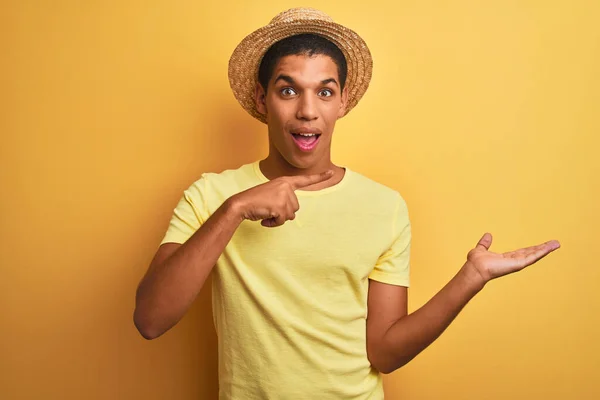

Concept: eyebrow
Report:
left=273, top=74, right=339, bottom=87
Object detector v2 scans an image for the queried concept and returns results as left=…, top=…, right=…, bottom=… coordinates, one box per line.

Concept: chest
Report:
left=227, top=203, right=392, bottom=285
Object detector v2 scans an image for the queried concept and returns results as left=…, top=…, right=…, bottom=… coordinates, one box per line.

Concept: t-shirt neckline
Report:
left=251, top=160, right=351, bottom=197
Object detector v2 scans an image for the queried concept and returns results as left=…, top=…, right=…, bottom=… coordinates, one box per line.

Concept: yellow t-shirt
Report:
left=161, top=161, right=411, bottom=400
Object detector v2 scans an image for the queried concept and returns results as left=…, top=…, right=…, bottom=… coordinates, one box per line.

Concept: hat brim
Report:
left=228, top=19, right=373, bottom=124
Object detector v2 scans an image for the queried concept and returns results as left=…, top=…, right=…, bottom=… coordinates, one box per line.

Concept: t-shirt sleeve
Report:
left=368, top=193, right=411, bottom=287
left=160, top=176, right=210, bottom=245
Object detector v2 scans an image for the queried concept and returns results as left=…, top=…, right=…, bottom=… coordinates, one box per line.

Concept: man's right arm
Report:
left=133, top=170, right=334, bottom=340
left=133, top=197, right=244, bottom=340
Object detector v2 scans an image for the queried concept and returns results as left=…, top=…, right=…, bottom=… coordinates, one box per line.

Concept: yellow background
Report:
left=2, top=0, right=598, bottom=399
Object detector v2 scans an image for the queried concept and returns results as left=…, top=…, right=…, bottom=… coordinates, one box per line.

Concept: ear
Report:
left=254, top=83, right=267, bottom=116
left=337, top=86, right=349, bottom=118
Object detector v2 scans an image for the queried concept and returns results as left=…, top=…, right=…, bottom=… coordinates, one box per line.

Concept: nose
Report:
left=296, top=94, right=318, bottom=121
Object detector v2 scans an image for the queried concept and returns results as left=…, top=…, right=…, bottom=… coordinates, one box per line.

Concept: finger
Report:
left=288, top=170, right=334, bottom=190
left=475, top=233, right=493, bottom=251
left=522, top=240, right=561, bottom=261
left=282, top=202, right=294, bottom=221
left=273, top=213, right=287, bottom=226
left=261, top=216, right=285, bottom=227
left=503, top=240, right=561, bottom=259
left=261, top=218, right=276, bottom=227
left=502, top=240, right=561, bottom=269
left=260, top=211, right=279, bottom=228
left=289, top=192, right=300, bottom=213
left=290, top=202, right=299, bottom=220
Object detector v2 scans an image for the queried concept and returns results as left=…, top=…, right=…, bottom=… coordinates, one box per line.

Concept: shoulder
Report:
left=188, top=162, right=255, bottom=188
left=184, top=162, right=259, bottom=202
left=347, top=169, right=408, bottom=212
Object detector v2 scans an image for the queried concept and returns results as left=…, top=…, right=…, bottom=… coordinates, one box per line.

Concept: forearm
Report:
left=374, top=264, right=485, bottom=373
left=134, top=198, right=243, bottom=338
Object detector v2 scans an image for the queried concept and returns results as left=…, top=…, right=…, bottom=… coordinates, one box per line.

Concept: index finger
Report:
left=288, top=170, right=334, bottom=190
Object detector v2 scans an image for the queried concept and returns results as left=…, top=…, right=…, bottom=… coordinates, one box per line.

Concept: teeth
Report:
left=297, top=133, right=317, bottom=137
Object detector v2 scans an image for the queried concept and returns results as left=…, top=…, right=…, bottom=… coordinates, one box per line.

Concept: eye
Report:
left=281, top=87, right=297, bottom=96
left=319, top=88, right=334, bottom=97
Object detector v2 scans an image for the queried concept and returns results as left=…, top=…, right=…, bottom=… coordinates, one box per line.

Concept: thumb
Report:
left=475, top=232, right=493, bottom=251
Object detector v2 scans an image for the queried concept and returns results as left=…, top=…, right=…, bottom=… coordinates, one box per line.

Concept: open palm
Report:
left=466, top=233, right=561, bottom=284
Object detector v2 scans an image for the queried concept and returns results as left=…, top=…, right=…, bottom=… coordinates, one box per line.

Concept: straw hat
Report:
left=228, top=7, right=373, bottom=124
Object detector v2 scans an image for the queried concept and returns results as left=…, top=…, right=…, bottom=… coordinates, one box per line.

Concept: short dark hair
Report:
left=258, top=34, right=348, bottom=93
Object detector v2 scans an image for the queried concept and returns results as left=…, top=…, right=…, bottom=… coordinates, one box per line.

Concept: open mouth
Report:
left=291, top=132, right=322, bottom=152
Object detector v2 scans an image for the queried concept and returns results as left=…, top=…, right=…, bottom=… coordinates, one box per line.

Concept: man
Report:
left=134, top=8, right=560, bottom=399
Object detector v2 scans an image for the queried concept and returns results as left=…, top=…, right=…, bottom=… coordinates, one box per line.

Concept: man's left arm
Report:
left=366, top=233, right=560, bottom=374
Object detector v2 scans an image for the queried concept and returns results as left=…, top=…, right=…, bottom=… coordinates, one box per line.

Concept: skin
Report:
left=134, top=54, right=561, bottom=376
left=255, top=54, right=348, bottom=188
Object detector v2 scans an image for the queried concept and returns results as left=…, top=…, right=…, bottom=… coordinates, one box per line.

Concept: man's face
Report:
left=255, top=54, right=348, bottom=170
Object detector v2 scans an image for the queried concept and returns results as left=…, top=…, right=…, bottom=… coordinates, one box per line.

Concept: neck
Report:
left=260, top=147, right=336, bottom=180
left=259, top=146, right=345, bottom=191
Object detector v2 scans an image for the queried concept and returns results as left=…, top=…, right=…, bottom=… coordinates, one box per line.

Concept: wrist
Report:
left=458, top=262, right=487, bottom=295
left=223, top=195, right=246, bottom=224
